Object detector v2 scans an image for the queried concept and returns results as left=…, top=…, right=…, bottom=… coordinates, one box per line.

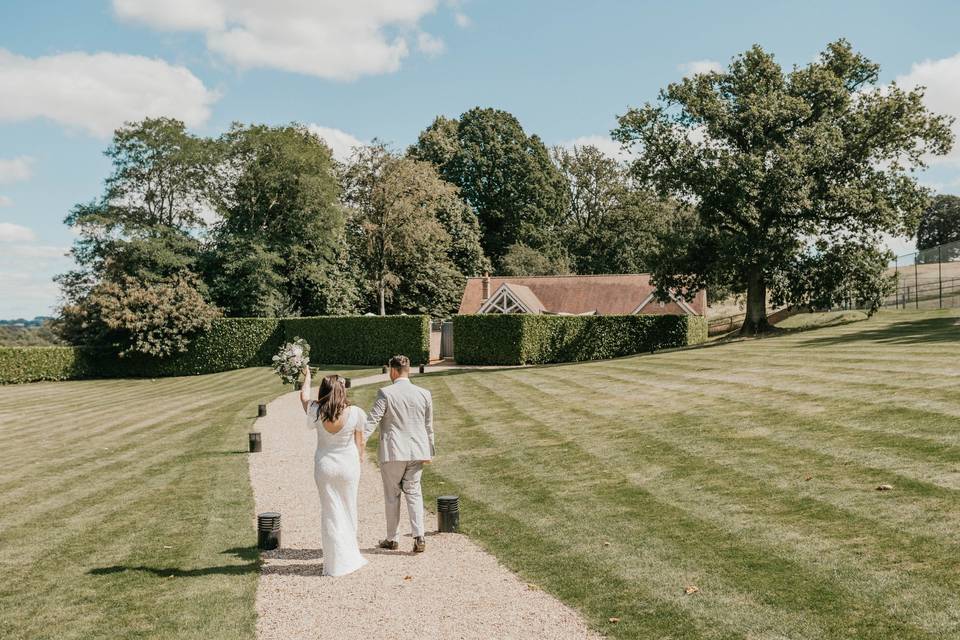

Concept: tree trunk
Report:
left=741, top=267, right=771, bottom=335
left=378, top=285, right=386, bottom=316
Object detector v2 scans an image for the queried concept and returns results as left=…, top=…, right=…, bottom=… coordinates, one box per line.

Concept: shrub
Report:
left=1, top=315, right=431, bottom=384
left=0, top=346, right=103, bottom=384
left=453, top=314, right=708, bottom=365
left=284, top=315, right=430, bottom=365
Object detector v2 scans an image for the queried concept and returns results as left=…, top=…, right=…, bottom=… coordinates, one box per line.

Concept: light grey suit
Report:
left=364, top=377, right=435, bottom=541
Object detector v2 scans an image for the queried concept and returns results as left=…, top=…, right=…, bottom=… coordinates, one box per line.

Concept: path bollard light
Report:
left=257, top=512, right=281, bottom=550
left=382, top=365, right=387, bottom=374
left=344, top=377, right=351, bottom=389
left=437, top=495, right=460, bottom=533
left=419, top=364, right=425, bottom=374
left=249, top=432, right=262, bottom=453
left=258, top=404, right=267, bottom=418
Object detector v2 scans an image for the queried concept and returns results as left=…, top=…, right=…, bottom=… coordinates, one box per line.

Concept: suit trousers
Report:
left=380, top=460, right=424, bottom=541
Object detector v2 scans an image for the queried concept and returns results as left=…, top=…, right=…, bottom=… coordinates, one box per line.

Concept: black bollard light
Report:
left=257, top=403, right=267, bottom=418
left=344, top=377, right=351, bottom=389
left=419, top=364, right=425, bottom=374
left=249, top=432, right=262, bottom=453
left=437, top=495, right=460, bottom=533
left=257, top=512, right=281, bottom=550
left=381, top=365, right=387, bottom=374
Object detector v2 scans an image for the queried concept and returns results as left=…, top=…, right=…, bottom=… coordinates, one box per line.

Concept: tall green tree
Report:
left=553, top=144, right=679, bottom=274
left=206, top=123, right=352, bottom=316
left=343, top=144, right=483, bottom=316
left=409, top=108, right=570, bottom=266
left=56, top=118, right=215, bottom=352
left=917, top=194, right=960, bottom=260
left=614, top=40, right=954, bottom=333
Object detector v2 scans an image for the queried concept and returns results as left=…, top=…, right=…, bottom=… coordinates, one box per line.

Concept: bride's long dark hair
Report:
left=315, top=374, right=350, bottom=423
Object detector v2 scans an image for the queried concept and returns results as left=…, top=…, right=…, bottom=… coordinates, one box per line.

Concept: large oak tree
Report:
left=614, top=40, right=953, bottom=332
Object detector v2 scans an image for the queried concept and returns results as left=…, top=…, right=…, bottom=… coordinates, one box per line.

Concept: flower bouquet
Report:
left=272, top=337, right=311, bottom=385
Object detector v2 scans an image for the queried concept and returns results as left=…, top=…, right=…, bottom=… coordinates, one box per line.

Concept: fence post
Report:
left=939, top=245, right=943, bottom=309
left=914, top=257, right=919, bottom=309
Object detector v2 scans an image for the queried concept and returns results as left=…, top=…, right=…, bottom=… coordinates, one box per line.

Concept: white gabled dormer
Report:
left=477, top=283, right=543, bottom=314
left=632, top=291, right=697, bottom=315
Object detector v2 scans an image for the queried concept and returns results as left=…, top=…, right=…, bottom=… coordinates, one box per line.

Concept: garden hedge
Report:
left=1, top=315, right=429, bottom=384
left=284, top=315, right=429, bottom=366
left=453, top=314, right=708, bottom=365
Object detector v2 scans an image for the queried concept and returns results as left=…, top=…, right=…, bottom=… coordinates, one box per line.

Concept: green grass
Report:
left=0, top=365, right=376, bottom=640
left=354, top=310, right=960, bottom=639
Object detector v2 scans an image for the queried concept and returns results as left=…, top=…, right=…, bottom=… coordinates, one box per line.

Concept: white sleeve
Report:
left=352, top=405, right=367, bottom=432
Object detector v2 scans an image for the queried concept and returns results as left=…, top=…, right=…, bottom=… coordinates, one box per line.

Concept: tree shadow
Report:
left=260, top=548, right=323, bottom=560
left=797, top=315, right=960, bottom=347
left=88, top=546, right=260, bottom=578
left=260, top=563, right=326, bottom=576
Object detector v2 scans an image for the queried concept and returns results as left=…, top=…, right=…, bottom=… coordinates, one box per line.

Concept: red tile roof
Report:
left=459, top=274, right=706, bottom=316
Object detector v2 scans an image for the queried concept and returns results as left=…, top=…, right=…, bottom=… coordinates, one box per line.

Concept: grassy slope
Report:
left=0, top=365, right=375, bottom=640
left=354, top=310, right=960, bottom=640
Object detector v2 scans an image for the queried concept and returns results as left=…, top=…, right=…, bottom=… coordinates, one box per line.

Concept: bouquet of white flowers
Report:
left=272, top=337, right=311, bottom=385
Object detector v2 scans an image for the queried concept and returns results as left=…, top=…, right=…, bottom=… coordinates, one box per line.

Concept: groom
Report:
left=364, top=354, right=435, bottom=553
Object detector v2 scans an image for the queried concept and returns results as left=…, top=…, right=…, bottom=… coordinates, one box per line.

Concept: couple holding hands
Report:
left=299, top=355, right=435, bottom=577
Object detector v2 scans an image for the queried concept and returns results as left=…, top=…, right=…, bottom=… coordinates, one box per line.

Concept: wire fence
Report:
left=884, top=238, right=960, bottom=310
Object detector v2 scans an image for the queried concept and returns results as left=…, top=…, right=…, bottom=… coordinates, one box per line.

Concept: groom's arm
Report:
left=424, top=390, right=435, bottom=456
left=363, top=389, right=387, bottom=441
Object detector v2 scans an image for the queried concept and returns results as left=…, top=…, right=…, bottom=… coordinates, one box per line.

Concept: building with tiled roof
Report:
left=458, top=274, right=706, bottom=316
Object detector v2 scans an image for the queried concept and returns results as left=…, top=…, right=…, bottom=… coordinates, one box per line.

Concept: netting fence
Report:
left=884, top=238, right=960, bottom=310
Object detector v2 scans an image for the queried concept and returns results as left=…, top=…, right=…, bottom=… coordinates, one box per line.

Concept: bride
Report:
left=300, top=367, right=368, bottom=577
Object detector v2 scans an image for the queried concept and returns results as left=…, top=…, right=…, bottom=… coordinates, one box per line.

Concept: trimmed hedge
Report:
left=1, top=315, right=431, bottom=384
left=284, top=315, right=430, bottom=366
left=453, top=314, right=708, bottom=365
left=0, top=346, right=103, bottom=384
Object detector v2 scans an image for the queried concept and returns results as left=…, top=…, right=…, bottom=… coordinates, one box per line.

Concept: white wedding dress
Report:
left=309, top=403, right=369, bottom=577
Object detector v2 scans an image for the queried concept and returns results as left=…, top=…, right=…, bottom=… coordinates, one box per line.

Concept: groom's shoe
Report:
left=378, top=539, right=399, bottom=550
left=413, top=536, right=426, bottom=553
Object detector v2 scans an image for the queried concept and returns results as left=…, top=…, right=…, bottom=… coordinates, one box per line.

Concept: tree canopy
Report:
left=614, top=39, right=954, bottom=332
left=409, top=108, right=569, bottom=266
left=917, top=194, right=960, bottom=259
left=343, top=143, right=485, bottom=316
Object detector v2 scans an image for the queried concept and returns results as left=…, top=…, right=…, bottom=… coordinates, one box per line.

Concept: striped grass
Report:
left=0, top=365, right=375, bottom=640
left=353, top=310, right=960, bottom=639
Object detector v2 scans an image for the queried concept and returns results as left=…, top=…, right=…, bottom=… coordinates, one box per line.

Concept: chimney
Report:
left=481, top=273, right=491, bottom=301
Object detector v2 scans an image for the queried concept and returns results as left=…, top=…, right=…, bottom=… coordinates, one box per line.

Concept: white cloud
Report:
left=0, top=222, right=36, bottom=243
left=678, top=59, right=723, bottom=76
left=881, top=233, right=916, bottom=260
left=0, top=223, right=71, bottom=317
left=306, top=124, right=366, bottom=162
left=418, top=32, right=446, bottom=56
left=0, top=156, right=34, bottom=184
left=0, top=49, right=218, bottom=137
left=0, top=196, right=11, bottom=207
left=454, top=12, right=471, bottom=27
left=112, top=0, right=446, bottom=81
left=561, top=135, right=631, bottom=161
left=896, top=52, right=960, bottom=165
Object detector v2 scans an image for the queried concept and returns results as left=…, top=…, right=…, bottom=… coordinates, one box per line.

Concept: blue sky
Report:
left=2, top=0, right=959, bottom=318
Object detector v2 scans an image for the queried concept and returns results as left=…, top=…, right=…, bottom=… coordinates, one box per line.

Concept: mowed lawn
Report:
left=0, top=365, right=375, bottom=640
left=355, top=310, right=960, bottom=639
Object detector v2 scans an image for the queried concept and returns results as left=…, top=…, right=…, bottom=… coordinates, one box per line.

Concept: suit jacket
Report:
left=363, top=378, right=435, bottom=463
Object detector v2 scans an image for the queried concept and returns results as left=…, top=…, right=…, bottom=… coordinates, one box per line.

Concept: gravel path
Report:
left=249, top=387, right=602, bottom=640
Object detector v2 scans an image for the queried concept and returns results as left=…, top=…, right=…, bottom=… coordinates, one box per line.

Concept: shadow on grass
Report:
left=798, top=315, right=960, bottom=347
left=88, top=546, right=260, bottom=578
